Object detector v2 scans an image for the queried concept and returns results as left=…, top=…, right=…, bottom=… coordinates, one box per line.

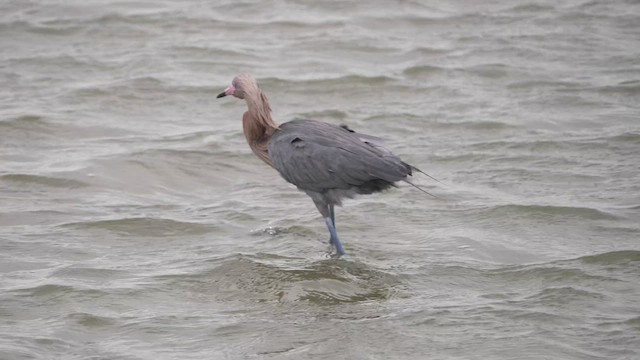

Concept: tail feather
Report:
left=403, top=179, right=439, bottom=199
left=411, top=165, right=443, bottom=184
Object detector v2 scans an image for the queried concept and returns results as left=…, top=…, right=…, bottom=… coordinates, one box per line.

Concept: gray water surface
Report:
left=1, top=0, right=639, bottom=359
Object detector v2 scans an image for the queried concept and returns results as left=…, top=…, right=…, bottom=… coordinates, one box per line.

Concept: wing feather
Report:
left=268, top=120, right=410, bottom=193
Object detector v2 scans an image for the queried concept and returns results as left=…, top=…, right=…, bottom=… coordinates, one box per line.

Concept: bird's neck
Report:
left=243, top=90, right=278, bottom=168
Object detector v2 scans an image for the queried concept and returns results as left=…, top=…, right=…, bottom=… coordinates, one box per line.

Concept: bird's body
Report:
left=269, top=119, right=413, bottom=210
left=217, top=74, right=430, bottom=256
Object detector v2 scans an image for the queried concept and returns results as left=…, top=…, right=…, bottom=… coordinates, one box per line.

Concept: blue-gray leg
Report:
left=328, top=204, right=336, bottom=244
left=329, top=204, right=335, bottom=227
left=325, top=217, right=346, bottom=256
left=309, top=197, right=345, bottom=256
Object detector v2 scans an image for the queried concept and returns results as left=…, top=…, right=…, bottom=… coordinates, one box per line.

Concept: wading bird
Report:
left=217, top=74, right=434, bottom=257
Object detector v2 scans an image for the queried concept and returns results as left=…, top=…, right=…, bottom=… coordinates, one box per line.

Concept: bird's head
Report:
left=217, top=74, right=258, bottom=100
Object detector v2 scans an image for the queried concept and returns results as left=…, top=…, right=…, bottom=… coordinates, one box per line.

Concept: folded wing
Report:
left=268, top=120, right=412, bottom=194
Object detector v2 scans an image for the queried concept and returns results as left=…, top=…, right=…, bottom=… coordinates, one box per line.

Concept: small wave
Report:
left=87, top=12, right=168, bottom=26
left=130, top=148, right=216, bottom=160
left=105, top=75, right=165, bottom=90
left=295, top=109, right=349, bottom=121
left=578, top=131, right=640, bottom=146
left=154, top=131, right=215, bottom=144
left=50, top=266, right=131, bottom=281
left=242, top=19, right=346, bottom=29
left=404, top=46, right=451, bottom=57
left=5, top=53, right=114, bottom=73
left=0, top=210, right=78, bottom=226
left=74, top=75, right=222, bottom=98
left=488, top=264, right=616, bottom=284
left=0, top=114, right=131, bottom=141
left=625, top=316, right=640, bottom=329
left=73, top=76, right=167, bottom=96
left=579, top=250, right=640, bottom=266
left=0, top=115, right=48, bottom=128
left=62, top=217, right=217, bottom=237
left=0, top=115, right=70, bottom=143
left=561, top=81, right=640, bottom=96
left=487, top=204, right=618, bottom=220
left=525, top=286, right=605, bottom=303
left=1, top=174, right=89, bottom=189
left=402, top=65, right=447, bottom=77
left=467, top=138, right=604, bottom=153
left=464, top=63, right=510, bottom=79
left=262, top=74, right=396, bottom=87
left=12, top=284, right=110, bottom=305
left=47, top=11, right=187, bottom=32
left=606, top=132, right=640, bottom=144
left=596, top=315, right=640, bottom=334
left=596, top=82, right=640, bottom=95
left=0, top=20, right=82, bottom=36
left=507, top=3, right=556, bottom=13
left=86, top=12, right=333, bottom=37
left=363, top=112, right=516, bottom=132
left=379, top=13, right=492, bottom=27
left=11, top=283, right=107, bottom=298
left=506, top=80, right=579, bottom=90
left=438, top=120, right=515, bottom=131
left=122, top=147, right=249, bottom=176
left=168, top=45, right=253, bottom=60
left=66, top=312, right=116, bottom=328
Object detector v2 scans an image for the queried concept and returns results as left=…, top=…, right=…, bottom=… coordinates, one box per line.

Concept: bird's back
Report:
left=268, top=120, right=412, bottom=203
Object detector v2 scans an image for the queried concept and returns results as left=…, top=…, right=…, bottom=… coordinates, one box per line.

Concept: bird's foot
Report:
left=330, top=237, right=346, bottom=257
left=325, top=246, right=347, bottom=259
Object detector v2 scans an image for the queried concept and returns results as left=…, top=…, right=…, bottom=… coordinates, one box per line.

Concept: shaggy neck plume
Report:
left=243, top=90, right=279, bottom=167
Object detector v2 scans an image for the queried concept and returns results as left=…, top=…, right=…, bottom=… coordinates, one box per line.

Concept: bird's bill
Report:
left=216, top=85, right=235, bottom=98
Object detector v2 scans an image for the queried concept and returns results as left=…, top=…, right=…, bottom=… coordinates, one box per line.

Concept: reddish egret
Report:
left=217, top=74, right=434, bottom=256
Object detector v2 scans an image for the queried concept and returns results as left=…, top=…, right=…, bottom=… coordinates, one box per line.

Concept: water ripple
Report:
left=154, top=254, right=403, bottom=304
left=1, top=174, right=89, bottom=189
left=62, top=217, right=217, bottom=237
left=2, top=0, right=639, bottom=358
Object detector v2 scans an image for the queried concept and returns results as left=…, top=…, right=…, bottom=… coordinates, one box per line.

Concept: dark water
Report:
left=1, top=0, right=639, bottom=359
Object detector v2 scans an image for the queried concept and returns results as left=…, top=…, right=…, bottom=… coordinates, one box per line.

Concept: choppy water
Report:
left=1, top=0, right=639, bottom=359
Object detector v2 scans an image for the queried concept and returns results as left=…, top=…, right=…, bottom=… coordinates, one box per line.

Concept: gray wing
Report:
left=268, top=120, right=411, bottom=193
left=339, top=124, right=393, bottom=155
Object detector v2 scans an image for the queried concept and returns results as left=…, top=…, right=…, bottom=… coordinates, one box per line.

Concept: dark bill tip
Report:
left=216, top=92, right=227, bottom=98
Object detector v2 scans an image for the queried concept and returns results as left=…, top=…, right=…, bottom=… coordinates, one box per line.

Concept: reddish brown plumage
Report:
left=235, top=75, right=278, bottom=167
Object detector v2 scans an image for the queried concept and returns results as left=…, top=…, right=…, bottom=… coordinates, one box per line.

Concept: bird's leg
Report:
left=329, top=204, right=336, bottom=228
left=328, top=204, right=336, bottom=244
left=312, top=199, right=345, bottom=256
left=325, top=217, right=346, bottom=256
